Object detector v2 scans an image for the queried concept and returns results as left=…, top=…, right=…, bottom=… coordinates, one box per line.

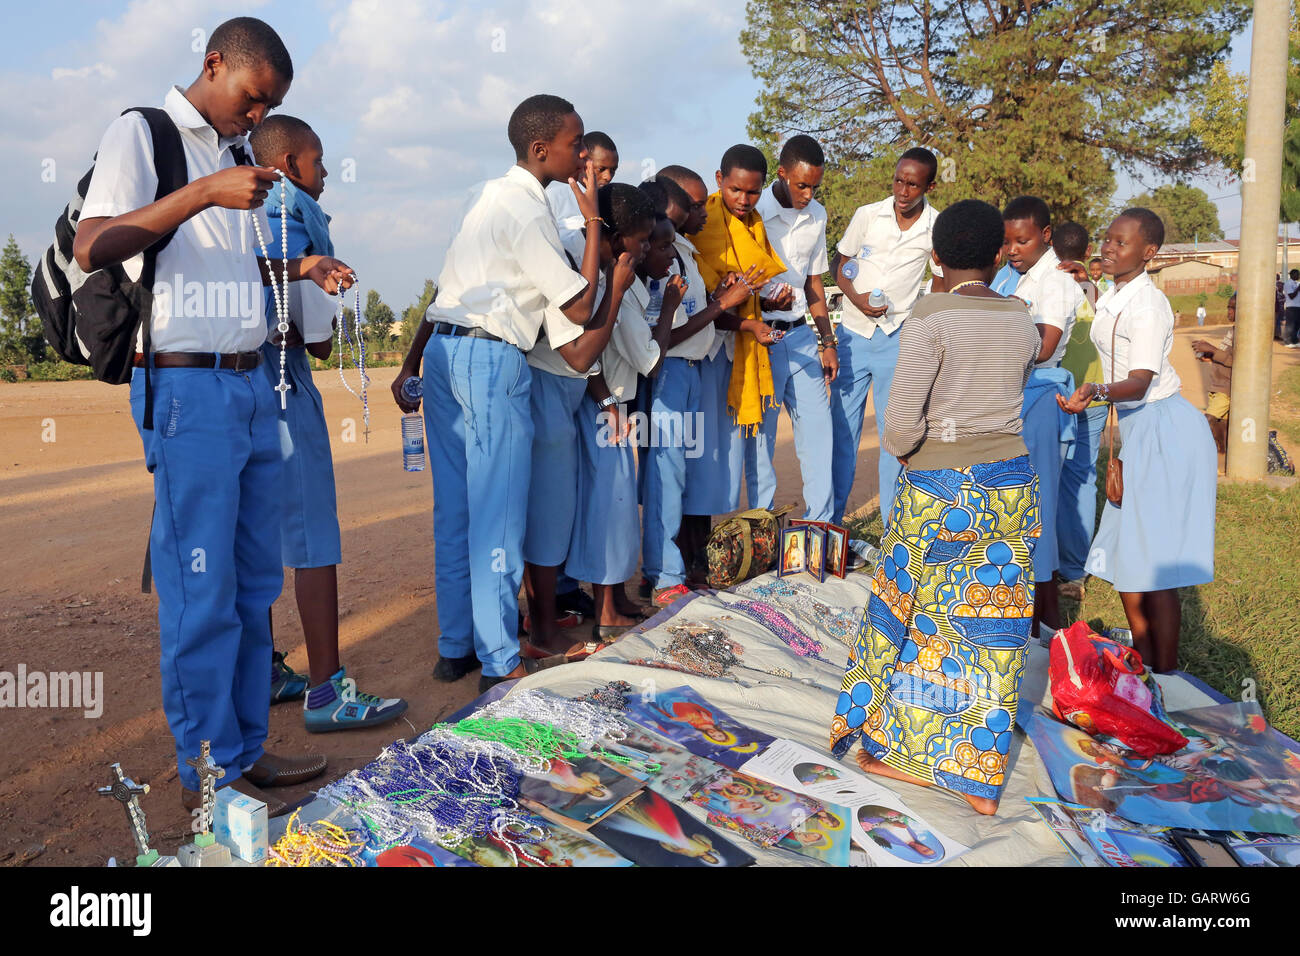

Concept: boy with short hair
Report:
left=1002, top=196, right=1084, bottom=639
left=747, top=134, right=836, bottom=522
left=73, top=17, right=354, bottom=813
left=249, top=115, right=407, bottom=731
left=391, top=94, right=604, bottom=693
left=830, top=148, right=940, bottom=525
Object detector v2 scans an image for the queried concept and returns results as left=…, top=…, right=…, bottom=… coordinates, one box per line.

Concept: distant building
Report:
left=1146, top=257, right=1225, bottom=295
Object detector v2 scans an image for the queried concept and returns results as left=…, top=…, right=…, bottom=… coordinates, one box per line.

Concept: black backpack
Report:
left=30, top=107, right=189, bottom=429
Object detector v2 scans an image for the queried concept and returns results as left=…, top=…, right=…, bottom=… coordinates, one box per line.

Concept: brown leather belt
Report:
left=134, top=351, right=263, bottom=371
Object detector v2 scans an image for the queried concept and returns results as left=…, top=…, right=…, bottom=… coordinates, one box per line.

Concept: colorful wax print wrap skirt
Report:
left=830, top=454, right=1040, bottom=803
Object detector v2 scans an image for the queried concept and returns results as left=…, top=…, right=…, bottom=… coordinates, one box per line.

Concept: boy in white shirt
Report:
left=73, top=18, right=354, bottom=814
left=830, top=148, right=940, bottom=524
left=391, top=94, right=604, bottom=693
left=747, top=135, right=836, bottom=522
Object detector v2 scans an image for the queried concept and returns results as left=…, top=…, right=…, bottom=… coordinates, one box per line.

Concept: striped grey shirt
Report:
left=883, top=292, right=1040, bottom=470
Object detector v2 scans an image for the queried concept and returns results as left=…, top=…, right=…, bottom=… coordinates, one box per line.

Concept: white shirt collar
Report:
left=505, top=164, right=548, bottom=205
left=1098, top=270, right=1154, bottom=317
left=758, top=184, right=807, bottom=225
left=874, top=196, right=933, bottom=233
left=673, top=233, right=699, bottom=256
left=1024, top=247, right=1061, bottom=284
left=164, top=85, right=245, bottom=151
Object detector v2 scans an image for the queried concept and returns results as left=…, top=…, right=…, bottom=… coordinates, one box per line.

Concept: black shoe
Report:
left=556, top=587, right=595, bottom=618
left=433, top=654, right=481, bottom=683
left=478, top=673, right=512, bottom=695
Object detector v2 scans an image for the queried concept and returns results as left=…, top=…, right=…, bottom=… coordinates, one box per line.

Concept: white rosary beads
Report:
left=249, top=172, right=292, bottom=408
left=335, top=280, right=370, bottom=441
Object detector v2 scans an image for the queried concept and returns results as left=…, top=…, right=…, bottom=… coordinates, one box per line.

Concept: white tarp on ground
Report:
left=501, top=567, right=1218, bottom=867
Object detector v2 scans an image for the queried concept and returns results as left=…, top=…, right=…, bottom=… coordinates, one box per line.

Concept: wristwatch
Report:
left=597, top=394, right=620, bottom=410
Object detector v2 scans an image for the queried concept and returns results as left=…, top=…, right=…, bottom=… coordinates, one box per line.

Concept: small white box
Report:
left=214, top=788, right=268, bottom=864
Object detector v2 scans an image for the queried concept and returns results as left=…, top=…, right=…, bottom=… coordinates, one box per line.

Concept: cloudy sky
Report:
left=2, top=0, right=1257, bottom=312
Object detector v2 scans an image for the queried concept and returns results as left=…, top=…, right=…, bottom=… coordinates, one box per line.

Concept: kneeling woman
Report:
left=830, top=199, right=1040, bottom=815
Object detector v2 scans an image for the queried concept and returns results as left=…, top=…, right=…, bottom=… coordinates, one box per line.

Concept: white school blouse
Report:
left=1013, top=247, right=1084, bottom=368
left=1091, top=271, right=1182, bottom=409
left=648, top=245, right=714, bottom=362
left=602, top=278, right=660, bottom=403
left=426, top=165, right=588, bottom=351
left=81, top=86, right=272, bottom=354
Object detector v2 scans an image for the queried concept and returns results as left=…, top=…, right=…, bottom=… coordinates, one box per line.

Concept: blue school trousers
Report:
left=523, top=368, right=588, bottom=567
left=684, top=351, right=743, bottom=516
left=1056, top=403, right=1109, bottom=581
left=642, top=358, right=702, bottom=589
left=423, top=334, right=532, bottom=678
left=130, top=365, right=282, bottom=791
left=743, top=323, right=834, bottom=521
left=830, top=324, right=902, bottom=524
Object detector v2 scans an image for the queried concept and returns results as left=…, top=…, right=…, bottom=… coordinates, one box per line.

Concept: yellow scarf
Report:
left=689, top=192, right=787, bottom=432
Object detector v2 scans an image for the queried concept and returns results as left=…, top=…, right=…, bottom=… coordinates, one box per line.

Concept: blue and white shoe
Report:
left=303, top=668, right=408, bottom=733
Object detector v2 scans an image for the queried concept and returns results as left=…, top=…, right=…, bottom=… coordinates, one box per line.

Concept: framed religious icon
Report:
left=778, top=527, right=807, bottom=577
left=804, top=525, right=826, bottom=583
left=825, top=524, right=849, bottom=579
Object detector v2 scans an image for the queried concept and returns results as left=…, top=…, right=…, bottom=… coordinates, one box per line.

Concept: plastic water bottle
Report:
left=868, top=288, right=888, bottom=311
left=400, top=376, right=425, bottom=472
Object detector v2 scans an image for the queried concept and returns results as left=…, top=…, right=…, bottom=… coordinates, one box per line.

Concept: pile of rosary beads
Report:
left=316, top=738, right=546, bottom=863
left=571, top=680, right=634, bottom=711
left=266, top=809, right=367, bottom=867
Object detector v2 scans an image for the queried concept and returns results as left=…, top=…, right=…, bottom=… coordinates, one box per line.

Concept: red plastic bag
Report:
left=1048, top=621, right=1188, bottom=758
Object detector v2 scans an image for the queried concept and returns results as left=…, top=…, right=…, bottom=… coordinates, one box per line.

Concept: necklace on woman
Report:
left=948, top=280, right=988, bottom=294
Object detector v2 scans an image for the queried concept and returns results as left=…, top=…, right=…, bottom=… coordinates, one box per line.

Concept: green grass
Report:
left=1167, top=292, right=1231, bottom=327
left=841, top=429, right=1300, bottom=740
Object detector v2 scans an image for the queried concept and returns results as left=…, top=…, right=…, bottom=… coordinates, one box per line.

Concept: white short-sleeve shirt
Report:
left=1091, top=271, right=1182, bottom=408
left=836, top=197, right=938, bottom=338
left=647, top=247, right=714, bottom=362
left=81, top=86, right=272, bottom=353
left=526, top=229, right=601, bottom=379
left=1013, top=247, right=1084, bottom=367
left=674, top=233, right=730, bottom=362
left=426, top=165, right=588, bottom=351
left=602, top=278, right=659, bottom=403
left=757, top=186, right=828, bottom=322
left=546, top=179, right=585, bottom=234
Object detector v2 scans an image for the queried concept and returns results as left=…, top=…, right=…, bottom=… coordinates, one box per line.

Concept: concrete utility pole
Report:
left=1229, top=1, right=1290, bottom=479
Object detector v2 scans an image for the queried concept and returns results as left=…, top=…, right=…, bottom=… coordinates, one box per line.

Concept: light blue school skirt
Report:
left=565, top=394, right=640, bottom=585
left=683, top=351, right=743, bottom=515
left=1085, top=394, right=1216, bottom=591
left=259, top=343, right=341, bottom=568
left=524, top=369, right=589, bottom=567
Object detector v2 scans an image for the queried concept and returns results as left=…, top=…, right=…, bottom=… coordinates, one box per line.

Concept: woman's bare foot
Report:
left=856, top=750, right=999, bottom=814
left=855, top=750, right=933, bottom=788
left=963, top=794, right=999, bottom=815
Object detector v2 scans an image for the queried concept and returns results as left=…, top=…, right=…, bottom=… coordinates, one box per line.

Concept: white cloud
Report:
left=1, top=0, right=757, bottom=307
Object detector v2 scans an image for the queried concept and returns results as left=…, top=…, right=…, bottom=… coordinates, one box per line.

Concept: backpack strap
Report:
left=123, top=107, right=187, bottom=433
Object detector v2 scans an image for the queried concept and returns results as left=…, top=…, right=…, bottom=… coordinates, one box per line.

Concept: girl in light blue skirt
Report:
left=1059, top=208, right=1217, bottom=672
